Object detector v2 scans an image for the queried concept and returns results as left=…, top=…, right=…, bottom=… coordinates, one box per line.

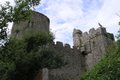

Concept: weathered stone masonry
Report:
left=49, top=42, right=83, bottom=80
left=73, top=26, right=114, bottom=71
left=11, top=11, right=50, bottom=39
left=11, top=11, right=114, bottom=80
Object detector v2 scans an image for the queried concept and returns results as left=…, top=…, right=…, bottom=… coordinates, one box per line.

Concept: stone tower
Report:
left=11, top=11, right=50, bottom=38
left=73, top=24, right=114, bottom=70
left=73, top=29, right=82, bottom=49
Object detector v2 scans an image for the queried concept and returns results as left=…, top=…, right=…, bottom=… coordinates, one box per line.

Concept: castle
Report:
left=11, top=11, right=114, bottom=80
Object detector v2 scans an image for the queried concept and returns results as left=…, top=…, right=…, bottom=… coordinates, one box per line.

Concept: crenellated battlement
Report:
left=73, top=26, right=114, bottom=48
left=82, top=27, right=113, bottom=40
left=88, top=26, right=113, bottom=39
left=51, top=41, right=78, bottom=51
left=48, top=41, right=82, bottom=80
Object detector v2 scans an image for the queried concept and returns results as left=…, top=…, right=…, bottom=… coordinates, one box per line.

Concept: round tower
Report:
left=11, top=11, right=50, bottom=38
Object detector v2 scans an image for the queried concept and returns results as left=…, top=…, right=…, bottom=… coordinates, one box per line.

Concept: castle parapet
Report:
left=56, top=41, right=63, bottom=47
left=80, top=26, right=114, bottom=40
left=96, top=27, right=107, bottom=35
left=64, top=44, right=71, bottom=49
left=89, top=28, right=96, bottom=38
left=73, top=29, right=82, bottom=36
left=107, top=33, right=114, bottom=40
left=50, top=41, right=81, bottom=51
left=82, top=32, right=89, bottom=42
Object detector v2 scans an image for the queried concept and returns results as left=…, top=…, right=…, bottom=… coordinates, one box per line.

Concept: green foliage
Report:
left=38, top=48, right=65, bottom=69
left=23, top=31, right=54, bottom=52
left=0, top=2, right=13, bottom=41
left=81, top=26, right=120, bottom=80
left=81, top=44, right=120, bottom=80
left=0, top=1, right=64, bottom=80
left=0, top=32, right=64, bottom=80
left=116, top=29, right=120, bottom=45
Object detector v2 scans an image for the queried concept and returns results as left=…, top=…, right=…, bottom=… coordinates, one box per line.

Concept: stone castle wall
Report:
left=73, top=26, right=114, bottom=70
left=49, top=41, right=84, bottom=80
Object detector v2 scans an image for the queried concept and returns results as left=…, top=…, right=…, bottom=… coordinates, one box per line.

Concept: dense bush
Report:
left=0, top=0, right=64, bottom=80
left=0, top=32, right=64, bottom=80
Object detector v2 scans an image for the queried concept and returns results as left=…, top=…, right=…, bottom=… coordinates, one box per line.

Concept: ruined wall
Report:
left=11, top=11, right=115, bottom=80
left=73, top=26, right=114, bottom=70
left=49, top=41, right=84, bottom=80
left=11, top=11, right=50, bottom=38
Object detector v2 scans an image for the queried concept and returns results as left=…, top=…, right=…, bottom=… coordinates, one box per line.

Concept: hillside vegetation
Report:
left=81, top=39, right=120, bottom=80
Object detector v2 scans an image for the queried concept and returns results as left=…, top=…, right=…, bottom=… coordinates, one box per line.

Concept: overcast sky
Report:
left=0, top=0, right=120, bottom=46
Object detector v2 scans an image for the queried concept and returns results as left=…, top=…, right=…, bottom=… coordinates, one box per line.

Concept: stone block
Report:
left=56, top=41, right=63, bottom=47
left=64, top=44, right=71, bottom=48
left=42, top=68, right=49, bottom=80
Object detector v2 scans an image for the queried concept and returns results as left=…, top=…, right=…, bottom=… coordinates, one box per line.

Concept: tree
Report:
left=0, top=0, right=65, bottom=80
left=0, top=31, right=65, bottom=80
